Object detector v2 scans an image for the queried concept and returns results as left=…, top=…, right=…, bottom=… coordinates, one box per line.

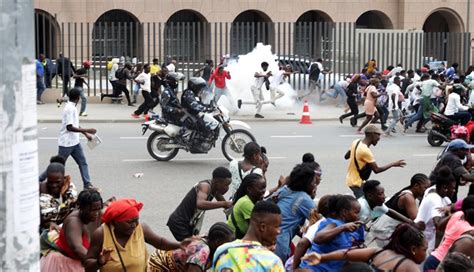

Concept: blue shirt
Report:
left=274, top=186, right=315, bottom=262
left=300, top=218, right=353, bottom=272
left=36, top=60, right=44, bottom=78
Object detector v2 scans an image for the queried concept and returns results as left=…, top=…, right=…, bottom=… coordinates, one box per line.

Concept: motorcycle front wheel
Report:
left=147, top=131, right=179, bottom=161
left=221, top=129, right=256, bottom=161
left=427, top=129, right=445, bottom=147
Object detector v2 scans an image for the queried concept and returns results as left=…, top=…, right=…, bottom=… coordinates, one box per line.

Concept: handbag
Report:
left=354, top=140, right=372, bottom=180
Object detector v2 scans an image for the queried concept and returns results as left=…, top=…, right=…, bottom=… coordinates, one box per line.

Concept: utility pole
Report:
left=0, top=0, right=40, bottom=271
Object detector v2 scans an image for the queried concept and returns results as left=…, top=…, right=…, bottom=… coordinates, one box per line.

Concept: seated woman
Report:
left=370, top=173, right=430, bottom=247
left=40, top=162, right=78, bottom=232
left=299, top=195, right=363, bottom=272
left=84, top=198, right=187, bottom=272
left=227, top=173, right=266, bottom=239
left=148, top=222, right=235, bottom=272
left=274, top=163, right=319, bottom=262
left=40, top=189, right=103, bottom=271
left=302, top=224, right=428, bottom=272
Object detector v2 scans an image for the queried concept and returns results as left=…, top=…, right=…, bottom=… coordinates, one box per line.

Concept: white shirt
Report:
left=135, top=72, right=151, bottom=92
left=228, top=159, right=263, bottom=198
left=166, top=63, right=176, bottom=73
left=108, top=63, right=119, bottom=81
left=358, top=197, right=389, bottom=224
left=253, top=69, right=269, bottom=89
left=387, top=66, right=403, bottom=77
left=444, top=92, right=469, bottom=116
left=58, top=102, right=80, bottom=147
left=303, top=217, right=325, bottom=242
left=386, top=84, right=402, bottom=110
left=270, top=70, right=285, bottom=88
left=415, top=189, right=452, bottom=253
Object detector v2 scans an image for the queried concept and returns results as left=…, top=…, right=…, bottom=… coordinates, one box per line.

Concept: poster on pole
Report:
left=21, top=63, right=37, bottom=129
left=12, top=140, right=39, bottom=232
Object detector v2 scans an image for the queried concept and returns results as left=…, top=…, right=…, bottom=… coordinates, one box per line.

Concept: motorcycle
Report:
left=141, top=102, right=256, bottom=161
left=427, top=112, right=474, bottom=146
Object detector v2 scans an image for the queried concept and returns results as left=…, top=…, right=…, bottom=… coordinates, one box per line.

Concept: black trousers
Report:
left=102, top=82, right=132, bottom=104
left=134, top=91, right=153, bottom=115
left=340, top=98, right=359, bottom=120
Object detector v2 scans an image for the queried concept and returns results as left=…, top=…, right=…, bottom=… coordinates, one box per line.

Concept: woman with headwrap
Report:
left=84, top=198, right=185, bottom=272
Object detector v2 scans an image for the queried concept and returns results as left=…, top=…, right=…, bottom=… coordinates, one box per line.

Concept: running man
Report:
left=237, top=62, right=273, bottom=118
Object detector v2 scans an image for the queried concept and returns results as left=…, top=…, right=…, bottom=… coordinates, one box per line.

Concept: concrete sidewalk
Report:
left=37, top=87, right=349, bottom=123
left=37, top=101, right=347, bottom=123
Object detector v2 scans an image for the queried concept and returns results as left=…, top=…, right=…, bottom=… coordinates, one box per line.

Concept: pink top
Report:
left=431, top=211, right=474, bottom=261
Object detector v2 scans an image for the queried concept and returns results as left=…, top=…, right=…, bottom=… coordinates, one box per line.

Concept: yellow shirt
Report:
left=150, top=64, right=161, bottom=75
left=346, top=139, right=375, bottom=187
left=101, top=223, right=148, bottom=272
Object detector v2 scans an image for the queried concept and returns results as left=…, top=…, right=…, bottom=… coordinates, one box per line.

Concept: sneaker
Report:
left=416, top=128, right=426, bottom=133
left=84, top=183, right=96, bottom=190
left=255, top=113, right=264, bottom=118
left=56, top=98, right=62, bottom=108
left=100, top=93, right=105, bottom=102
left=131, top=113, right=140, bottom=119
left=79, top=112, right=88, bottom=117
left=128, top=103, right=135, bottom=107
left=237, top=99, right=242, bottom=109
left=339, top=116, right=344, bottom=124
left=36, top=100, right=44, bottom=105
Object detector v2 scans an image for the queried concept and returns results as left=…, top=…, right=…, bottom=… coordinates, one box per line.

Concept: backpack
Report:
left=309, top=63, right=321, bottom=81
left=115, top=68, right=126, bottom=80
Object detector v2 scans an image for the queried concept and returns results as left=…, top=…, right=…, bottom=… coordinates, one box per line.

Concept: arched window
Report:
left=34, top=9, right=60, bottom=58
left=231, top=10, right=274, bottom=55
left=92, top=10, right=142, bottom=59
left=164, top=10, right=210, bottom=62
left=294, top=10, right=333, bottom=59
left=356, top=10, right=393, bottom=29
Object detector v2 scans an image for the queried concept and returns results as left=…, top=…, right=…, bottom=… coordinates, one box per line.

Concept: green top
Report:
left=227, top=195, right=254, bottom=236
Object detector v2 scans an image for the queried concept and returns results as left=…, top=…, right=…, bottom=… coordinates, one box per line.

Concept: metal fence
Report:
left=34, top=18, right=472, bottom=96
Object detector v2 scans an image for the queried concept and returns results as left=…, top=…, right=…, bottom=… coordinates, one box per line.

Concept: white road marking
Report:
left=38, top=137, right=58, bottom=140
left=120, top=136, right=147, bottom=140
left=412, top=154, right=438, bottom=157
left=270, top=135, right=313, bottom=138
left=123, top=156, right=287, bottom=162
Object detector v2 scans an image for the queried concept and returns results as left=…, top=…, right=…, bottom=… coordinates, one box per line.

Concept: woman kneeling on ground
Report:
left=302, top=223, right=428, bottom=272
left=148, top=222, right=235, bottom=271
left=41, top=189, right=103, bottom=271
left=84, top=198, right=187, bottom=272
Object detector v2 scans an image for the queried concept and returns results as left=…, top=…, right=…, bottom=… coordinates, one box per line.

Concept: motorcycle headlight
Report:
left=219, top=106, right=230, bottom=118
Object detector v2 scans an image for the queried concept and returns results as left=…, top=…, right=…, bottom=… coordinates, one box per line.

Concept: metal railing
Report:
left=34, top=18, right=472, bottom=96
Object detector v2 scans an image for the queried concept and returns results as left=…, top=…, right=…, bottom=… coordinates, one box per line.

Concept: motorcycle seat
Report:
left=432, top=112, right=458, bottom=125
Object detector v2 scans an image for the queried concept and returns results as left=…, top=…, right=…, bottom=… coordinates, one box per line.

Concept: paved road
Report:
left=38, top=121, right=454, bottom=239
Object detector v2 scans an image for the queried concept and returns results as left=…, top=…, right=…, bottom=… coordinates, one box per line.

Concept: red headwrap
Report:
left=102, top=198, right=143, bottom=224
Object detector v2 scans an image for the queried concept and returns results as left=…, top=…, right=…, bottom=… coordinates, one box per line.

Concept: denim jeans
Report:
left=387, top=109, right=400, bottom=133
left=405, top=103, right=423, bottom=128
left=37, top=77, right=46, bottom=101
left=58, top=143, right=91, bottom=188
left=76, top=87, right=87, bottom=114
left=325, top=84, right=347, bottom=106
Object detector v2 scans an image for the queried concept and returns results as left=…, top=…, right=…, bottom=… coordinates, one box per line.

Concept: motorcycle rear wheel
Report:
left=147, top=131, right=179, bottom=161
left=221, top=129, right=256, bottom=161
left=427, top=130, right=445, bottom=147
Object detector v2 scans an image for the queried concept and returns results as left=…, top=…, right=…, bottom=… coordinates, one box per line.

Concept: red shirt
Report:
left=55, top=227, right=90, bottom=260
left=209, top=70, right=231, bottom=89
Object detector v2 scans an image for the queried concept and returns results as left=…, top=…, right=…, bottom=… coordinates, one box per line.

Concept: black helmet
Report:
left=187, top=77, right=207, bottom=94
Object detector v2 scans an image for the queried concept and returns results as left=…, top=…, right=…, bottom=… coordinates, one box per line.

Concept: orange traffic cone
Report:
left=300, top=100, right=312, bottom=124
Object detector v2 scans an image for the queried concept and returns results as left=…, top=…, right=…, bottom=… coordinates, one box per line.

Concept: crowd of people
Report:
left=319, top=60, right=474, bottom=137
left=38, top=127, right=474, bottom=271
left=35, top=53, right=474, bottom=271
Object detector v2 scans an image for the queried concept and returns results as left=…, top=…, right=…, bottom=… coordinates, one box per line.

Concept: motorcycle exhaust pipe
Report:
left=148, top=123, right=166, bottom=132
left=430, top=130, right=450, bottom=142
